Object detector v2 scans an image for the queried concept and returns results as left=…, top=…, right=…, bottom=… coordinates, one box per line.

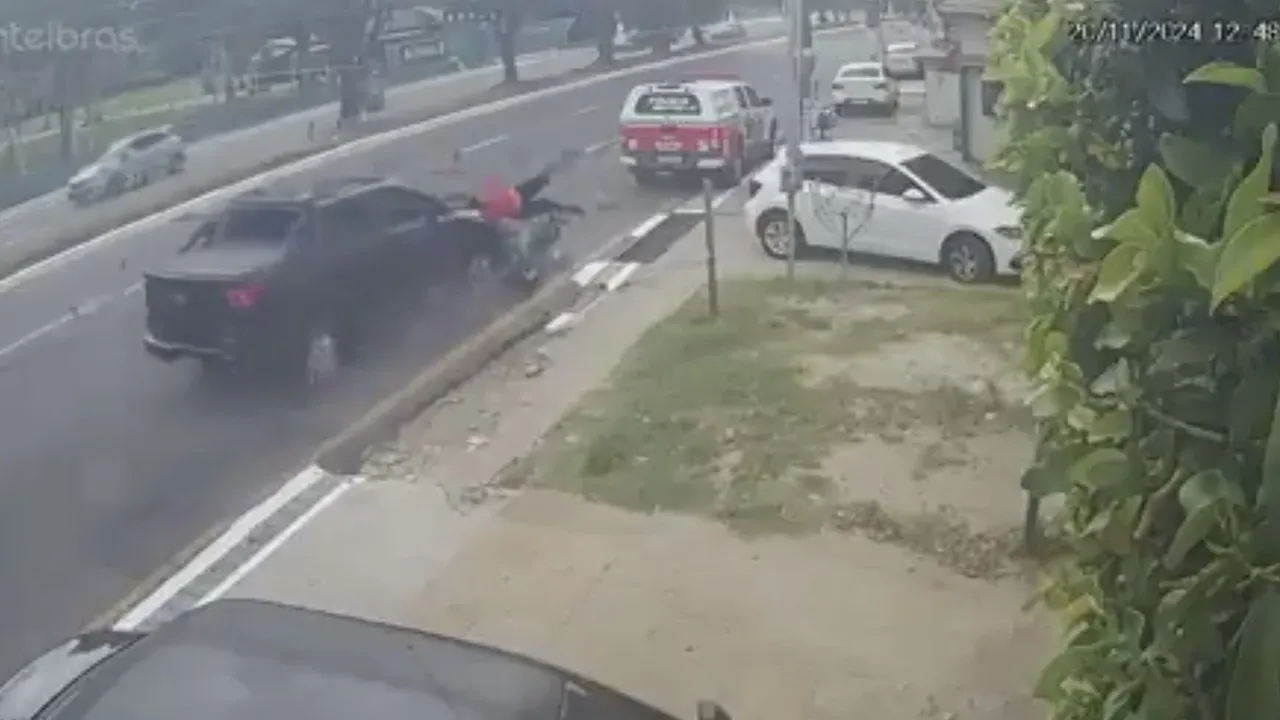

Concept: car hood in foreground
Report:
left=7, top=600, right=681, bottom=720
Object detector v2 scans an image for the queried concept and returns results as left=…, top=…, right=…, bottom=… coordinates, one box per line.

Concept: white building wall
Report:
left=923, top=66, right=960, bottom=126
left=963, top=69, right=999, bottom=163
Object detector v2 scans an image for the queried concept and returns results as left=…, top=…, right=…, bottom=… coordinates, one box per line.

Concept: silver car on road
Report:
left=67, top=125, right=187, bottom=206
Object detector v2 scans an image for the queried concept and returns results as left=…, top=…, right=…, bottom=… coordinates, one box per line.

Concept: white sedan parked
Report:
left=742, top=140, right=1022, bottom=283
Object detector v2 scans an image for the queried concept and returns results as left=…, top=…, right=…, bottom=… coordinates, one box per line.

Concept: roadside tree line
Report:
left=1, top=0, right=828, bottom=163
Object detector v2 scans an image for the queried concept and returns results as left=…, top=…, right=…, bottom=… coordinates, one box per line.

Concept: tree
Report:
left=443, top=0, right=526, bottom=83
left=581, top=0, right=619, bottom=65
left=988, top=0, right=1280, bottom=718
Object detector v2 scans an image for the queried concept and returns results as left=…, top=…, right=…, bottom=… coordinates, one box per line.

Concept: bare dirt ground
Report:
left=307, top=233, right=1054, bottom=720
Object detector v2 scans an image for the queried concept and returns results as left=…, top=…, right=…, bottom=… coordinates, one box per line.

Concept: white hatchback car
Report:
left=742, top=140, right=1022, bottom=283
left=830, top=62, right=898, bottom=114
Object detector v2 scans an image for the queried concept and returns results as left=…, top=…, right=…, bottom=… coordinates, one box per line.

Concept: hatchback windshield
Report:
left=634, top=91, right=702, bottom=115
left=902, top=153, right=986, bottom=200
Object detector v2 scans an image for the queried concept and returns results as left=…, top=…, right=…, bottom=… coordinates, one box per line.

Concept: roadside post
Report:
left=782, top=146, right=801, bottom=281
left=783, top=0, right=810, bottom=282
left=868, top=0, right=886, bottom=61
left=702, top=178, right=719, bottom=317
left=839, top=211, right=850, bottom=280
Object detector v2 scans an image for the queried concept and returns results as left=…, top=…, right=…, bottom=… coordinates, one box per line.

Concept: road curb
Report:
left=313, top=276, right=581, bottom=475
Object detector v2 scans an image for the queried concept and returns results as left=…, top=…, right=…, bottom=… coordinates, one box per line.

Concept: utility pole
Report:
left=783, top=0, right=810, bottom=281
left=868, top=0, right=886, bottom=61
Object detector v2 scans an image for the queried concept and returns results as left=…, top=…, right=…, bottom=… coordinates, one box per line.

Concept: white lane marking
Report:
left=630, top=213, right=668, bottom=238
left=459, top=134, right=508, bottom=153
left=584, top=140, right=612, bottom=154
left=570, top=105, right=598, bottom=116
left=113, top=465, right=329, bottom=630
left=197, top=477, right=363, bottom=606
left=672, top=186, right=739, bottom=214
left=0, top=314, right=73, bottom=363
left=604, top=261, right=640, bottom=292
left=0, top=19, right=811, bottom=297
left=572, top=260, right=609, bottom=286
left=0, top=281, right=140, bottom=362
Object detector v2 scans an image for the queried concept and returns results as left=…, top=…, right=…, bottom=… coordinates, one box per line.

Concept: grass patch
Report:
left=508, top=277, right=1029, bottom=542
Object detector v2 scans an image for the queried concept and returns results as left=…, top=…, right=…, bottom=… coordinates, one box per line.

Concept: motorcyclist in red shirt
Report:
left=473, top=158, right=584, bottom=279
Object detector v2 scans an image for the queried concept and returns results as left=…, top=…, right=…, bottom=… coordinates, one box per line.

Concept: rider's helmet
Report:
left=479, top=177, right=521, bottom=222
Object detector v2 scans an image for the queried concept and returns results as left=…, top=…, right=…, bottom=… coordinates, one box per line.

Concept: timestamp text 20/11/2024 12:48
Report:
left=1067, top=18, right=1279, bottom=46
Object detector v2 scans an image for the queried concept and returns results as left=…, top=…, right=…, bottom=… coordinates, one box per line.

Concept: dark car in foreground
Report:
left=143, top=177, right=462, bottom=387
left=0, top=599, right=731, bottom=720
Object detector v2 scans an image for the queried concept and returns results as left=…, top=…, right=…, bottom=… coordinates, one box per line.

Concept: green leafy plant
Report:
left=988, top=0, right=1280, bottom=717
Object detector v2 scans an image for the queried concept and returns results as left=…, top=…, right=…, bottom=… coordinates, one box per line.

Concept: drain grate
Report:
left=615, top=213, right=702, bottom=264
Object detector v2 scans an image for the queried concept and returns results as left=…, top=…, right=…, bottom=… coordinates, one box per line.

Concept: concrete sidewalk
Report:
left=222, top=208, right=1051, bottom=719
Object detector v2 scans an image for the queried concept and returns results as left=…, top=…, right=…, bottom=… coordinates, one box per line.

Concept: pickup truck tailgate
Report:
left=144, top=276, right=233, bottom=349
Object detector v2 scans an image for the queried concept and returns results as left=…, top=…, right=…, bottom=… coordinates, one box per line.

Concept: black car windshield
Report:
left=901, top=153, right=986, bottom=200
left=217, top=207, right=303, bottom=243
left=633, top=92, right=701, bottom=115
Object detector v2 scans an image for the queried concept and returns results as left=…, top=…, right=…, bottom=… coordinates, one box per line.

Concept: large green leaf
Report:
left=1034, top=645, right=1101, bottom=700
left=1259, top=382, right=1280, bottom=534
left=1067, top=447, right=1130, bottom=489
left=1135, top=164, right=1176, bottom=229
left=1025, top=8, right=1059, bottom=51
left=1090, top=243, right=1145, bottom=303
left=1223, top=123, right=1278, bottom=241
left=1158, top=134, right=1235, bottom=187
left=1233, top=94, right=1280, bottom=147
left=1180, top=469, right=1245, bottom=510
left=1165, top=470, right=1241, bottom=568
left=1225, top=588, right=1280, bottom=720
left=1185, top=61, right=1267, bottom=93
left=1166, top=504, right=1216, bottom=569
left=1211, top=212, right=1280, bottom=308
left=1173, top=231, right=1218, bottom=290
left=1101, top=209, right=1161, bottom=247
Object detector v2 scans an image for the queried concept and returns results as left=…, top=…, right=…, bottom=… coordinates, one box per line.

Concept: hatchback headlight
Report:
left=995, top=225, right=1021, bottom=239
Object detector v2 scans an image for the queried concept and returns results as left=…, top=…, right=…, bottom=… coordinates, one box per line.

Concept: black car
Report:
left=0, top=599, right=732, bottom=720
left=143, top=177, right=466, bottom=386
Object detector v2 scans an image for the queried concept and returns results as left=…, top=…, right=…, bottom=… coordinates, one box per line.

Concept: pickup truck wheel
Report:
left=168, top=153, right=185, bottom=174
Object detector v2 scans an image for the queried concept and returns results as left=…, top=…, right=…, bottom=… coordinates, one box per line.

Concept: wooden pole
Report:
left=702, top=177, right=719, bottom=316
left=839, top=211, right=850, bottom=281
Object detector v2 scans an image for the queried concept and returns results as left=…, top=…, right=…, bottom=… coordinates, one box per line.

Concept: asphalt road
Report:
left=0, top=25, right=908, bottom=676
